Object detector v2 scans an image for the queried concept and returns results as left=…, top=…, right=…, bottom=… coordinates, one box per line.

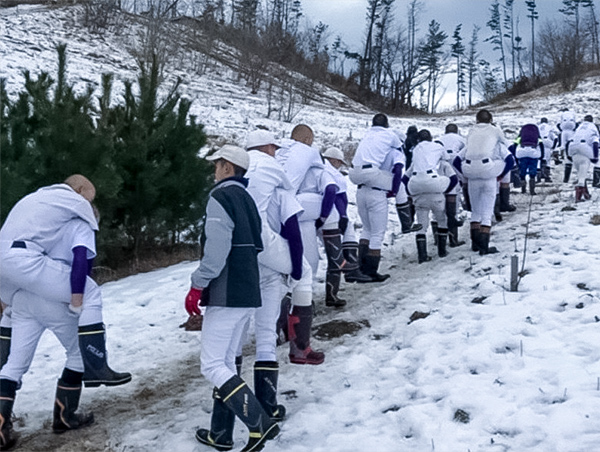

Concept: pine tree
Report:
left=525, top=0, right=539, bottom=77
left=486, top=0, right=508, bottom=90
left=451, top=24, right=466, bottom=110
left=419, top=20, right=447, bottom=113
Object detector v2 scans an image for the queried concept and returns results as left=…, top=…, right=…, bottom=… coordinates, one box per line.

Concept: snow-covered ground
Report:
left=2, top=5, right=600, bottom=452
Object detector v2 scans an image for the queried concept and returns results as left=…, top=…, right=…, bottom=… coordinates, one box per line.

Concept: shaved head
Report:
left=65, top=174, right=96, bottom=202
left=291, top=124, right=314, bottom=146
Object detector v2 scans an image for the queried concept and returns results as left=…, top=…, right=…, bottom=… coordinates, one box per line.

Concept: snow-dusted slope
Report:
left=2, top=5, right=600, bottom=452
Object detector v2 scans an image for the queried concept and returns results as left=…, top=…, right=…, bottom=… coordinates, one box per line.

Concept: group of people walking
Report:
left=0, top=108, right=597, bottom=452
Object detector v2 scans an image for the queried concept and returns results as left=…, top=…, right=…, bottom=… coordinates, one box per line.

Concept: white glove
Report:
left=68, top=304, right=83, bottom=315
left=285, top=274, right=300, bottom=291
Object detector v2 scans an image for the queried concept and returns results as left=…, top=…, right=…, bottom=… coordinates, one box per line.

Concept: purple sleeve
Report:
left=539, top=142, right=545, bottom=160
left=593, top=142, right=599, bottom=159
left=508, top=143, right=517, bottom=155
left=391, top=163, right=404, bottom=194
left=402, top=174, right=411, bottom=195
left=445, top=175, right=459, bottom=193
left=319, top=184, right=338, bottom=219
left=334, top=192, right=348, bottom=218
left=452, top=156, right=463, bottom=174
left=71, top=246, right=89, bottom=294
left=280, top=215, right=303, bottom=280
left=499, top=154, right=515, bottom=178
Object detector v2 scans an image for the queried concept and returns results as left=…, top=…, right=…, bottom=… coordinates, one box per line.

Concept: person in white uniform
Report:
left=538, top=117, right=558, bottom=181
left=558, top=110, right=577, bottom=182
left=436, top=124, right=467, bottom=247
left=392, top=130, right=422, bottom=235
left=0, top=175, right=129, bottom=448
left=320, top=147, right=372, bottom=306
left=566, top=115, right=599, bottom=202
left=244, top=130, right=316, bottom=422
left=453, top=110, right=515, bottom=255
left=276, top=124, right=331, bottom=365
left=185, top=145, right=279, bottom=452
left=404, top=130, right=458, bottom=263
left=349, top=114, right=405, bottom=281
left=0, top=176, right=131, bottom=390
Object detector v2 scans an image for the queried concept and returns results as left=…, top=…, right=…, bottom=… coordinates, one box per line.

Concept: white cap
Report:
left=245, top=130, right=281, bottom=150
left=322, top=147, right=347, bottom=165
left=206, top=145, right=250, bottom=170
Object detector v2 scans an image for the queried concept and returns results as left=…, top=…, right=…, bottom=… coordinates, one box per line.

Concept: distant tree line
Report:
left=73, top=0, right=600, bottom=115
left=1, top=45, right=212, bottom=272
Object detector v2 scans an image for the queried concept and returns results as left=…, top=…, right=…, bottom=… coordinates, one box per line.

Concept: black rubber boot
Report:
left=593, top=167, right=600, bottom=188
left=437, top=228, right=448, bottom=258
left=529, top=177, right=536, bottom=195
left=342, top=242, right=373, bottom=283
left=288, top=305, right=324, bottom=365
left=511, top=168, right=522, bottom=188
left=462, top=184, right=472, bottom=212
left=79, top=323, right=132, bottom=388
left=396, top=202, right=422, bottom=233
left=499, top=186, right=516, bottom=212
left=583, top=182, right=592, bottom=200
left=494, top=195, right=503, bottom=222
left=0, top=328, right=11, bottom=371
left=470, top=225, right=480, bottom=252
left=196, top=387, right=235, bottom=451
left=416, top=234, right=431, bottom=264
left=431, top=221, right=439, bottom=246
left=478, top=227, right=499, bottom=255
left=275, top=293, right=291, bottom=345
left=575, top=186, right=583, bottom=203
left=358, top=242, right=369, bottom=274
left=446, top=196, right=465, bottom=247
left=254, top=361, right=286, bottom=422
left=362, top=253, right=390, bottom=282
left=521, top=179, right=527, bottom=194
left=325, top=270, right=346, bottom=307
left=564, top=162, right=572, bottom=183
left=52, top=369, right=94, bottom=434
left=322, top=230, right=347, bottom=307
left=218, top=375, right=279, bottom=452
left=0, top=379, right=18, bottom=451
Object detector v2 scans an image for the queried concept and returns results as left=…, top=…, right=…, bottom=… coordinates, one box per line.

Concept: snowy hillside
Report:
left=2, top=5, right=600, bottom=452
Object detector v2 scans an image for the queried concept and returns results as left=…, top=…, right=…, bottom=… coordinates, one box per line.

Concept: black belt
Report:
left=358, top=164, right=373, bottom=169
left=357, top=184, right=385, bottom=191
left=412, top=170, right=434, bottom=175
left=465, top=158, right=490, bottom=164
left=11, top=241, right=26, bottom=249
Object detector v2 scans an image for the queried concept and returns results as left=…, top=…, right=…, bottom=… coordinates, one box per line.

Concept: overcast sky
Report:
left=302, top=0, right=574, bottom=53
left=301, top=0, right=582, bottom=108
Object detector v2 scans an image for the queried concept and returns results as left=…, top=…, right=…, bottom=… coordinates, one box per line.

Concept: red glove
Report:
left=185, top=288, right=203, bottom=316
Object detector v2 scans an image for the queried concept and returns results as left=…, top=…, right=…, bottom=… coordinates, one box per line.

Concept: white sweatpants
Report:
left=300, top=220, right=320, bottom=277
left=572, top=155, right=591, bottom=186
left=394, top=183, right=409, bottom=205
left=356, top=187, right=388, bottom=250
left=0, top=290, right=83, bottom=384
left=468, top=178, right=497, bottom=227
left=412, top=193, right=447, bottom=231
left=254, top=267, right=285, bottom=362
left=201, top=306, right=254, bottom=388
left=0, top=245, right=103, bottom=326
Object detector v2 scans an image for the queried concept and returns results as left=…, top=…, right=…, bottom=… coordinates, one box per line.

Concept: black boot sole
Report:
left=241, top=423, right=280, bottom=452
left=196, top=429, right=234, bottom=451
left=52, top=414, right=95, bottom=434
left=83, top=374, right=132, bottom=388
